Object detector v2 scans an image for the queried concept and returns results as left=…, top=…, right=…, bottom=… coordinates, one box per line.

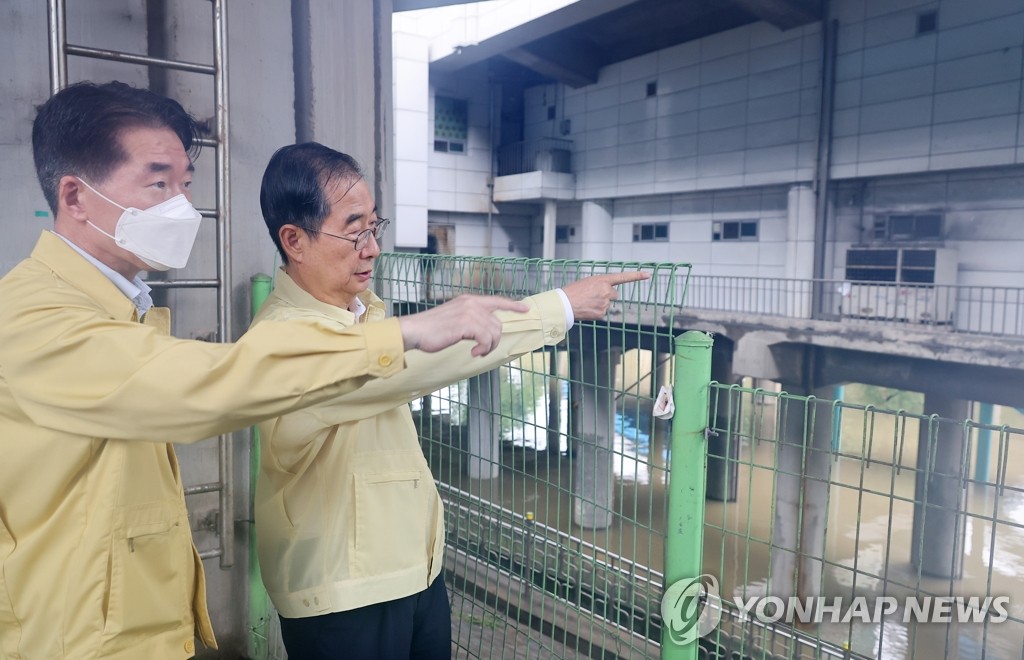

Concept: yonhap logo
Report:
left=661, top=574, right=723, bottom=645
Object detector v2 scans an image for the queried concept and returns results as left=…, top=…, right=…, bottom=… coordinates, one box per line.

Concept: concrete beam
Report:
left=503, top=37, right=600, bottom=88
left=732, top=0, right=821, bottom=30
left=430, top=0, right=644, bottom=72
left=393, top=0, right=479, bottom=10
left=674, top=308, right=1024, bottom=371
left=814, top=347, right=1024, bottom=410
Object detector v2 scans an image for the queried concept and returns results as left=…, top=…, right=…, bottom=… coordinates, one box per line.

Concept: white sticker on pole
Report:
left=653, top=385, right=675, bottom=419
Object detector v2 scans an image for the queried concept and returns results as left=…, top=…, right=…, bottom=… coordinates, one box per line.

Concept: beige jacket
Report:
left=0, top=233, right=406, bottom=659
left=252, top=269, right=567, bottom=617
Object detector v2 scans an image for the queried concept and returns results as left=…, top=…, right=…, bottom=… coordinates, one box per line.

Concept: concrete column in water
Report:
left=769, top=386, right=834, bottom=600
left=467, top=369, right=502, bottom=479
left=706, top=340, right=738, bottom=502
left=573, top=345, right=621, bottom=529
left=912, top=393, right=970, bottom=579
left=580, top=200, right=614, bottom=261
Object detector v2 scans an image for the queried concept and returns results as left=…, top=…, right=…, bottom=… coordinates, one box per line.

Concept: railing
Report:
left=496, top=137, right=573, bottom=176
left=683, top=275, right=1024, bottom=338
left=367, top=254, right=1024, bottom=659
left=380, top=255, right=690, bottom=313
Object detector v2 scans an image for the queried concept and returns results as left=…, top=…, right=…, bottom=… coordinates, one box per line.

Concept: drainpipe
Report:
left=812, top=12, right=838, bottom=318
left=486, top=81, right=499, bottom=256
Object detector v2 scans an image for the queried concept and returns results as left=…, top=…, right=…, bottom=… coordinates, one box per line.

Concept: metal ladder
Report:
left=46, top=0, right=234, bottom=568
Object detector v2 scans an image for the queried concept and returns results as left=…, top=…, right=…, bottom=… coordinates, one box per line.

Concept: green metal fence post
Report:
left=662, top=330, right=713, bottom=660
left=248, top=273, right=273, bottom=660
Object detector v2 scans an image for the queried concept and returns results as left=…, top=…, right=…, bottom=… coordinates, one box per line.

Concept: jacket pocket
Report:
left=353, top=471, right=429, bottom=575
left=102, top=506, right=191, bottom=645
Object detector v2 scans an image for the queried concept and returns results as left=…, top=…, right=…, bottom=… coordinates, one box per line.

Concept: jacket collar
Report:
left=273, top=267, right=385, bottom=324
left=31, top=231, right=138, bottom=321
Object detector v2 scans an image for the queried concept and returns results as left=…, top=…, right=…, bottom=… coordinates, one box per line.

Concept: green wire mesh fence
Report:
left=248, top=253, right=1022, bottom=660
left=701, top=384, right=1024, bottom=660
left=376, top=254, right=693, bottom=659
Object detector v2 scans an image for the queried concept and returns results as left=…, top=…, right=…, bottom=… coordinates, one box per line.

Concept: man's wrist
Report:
left=555, top=288, right=575, bottom=330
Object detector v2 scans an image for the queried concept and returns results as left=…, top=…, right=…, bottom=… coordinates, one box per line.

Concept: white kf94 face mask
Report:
left=77, top=177, right=204, bottom=271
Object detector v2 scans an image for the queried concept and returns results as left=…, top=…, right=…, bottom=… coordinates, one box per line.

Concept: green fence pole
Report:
left=662, top=330, right=713, bottom=660
left=248, top=273, right=273, bottom=660
left=975, top=402, right=993, bottom=483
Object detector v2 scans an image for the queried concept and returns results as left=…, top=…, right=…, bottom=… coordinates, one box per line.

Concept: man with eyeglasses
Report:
left=252, top=142, right=646, bottom=659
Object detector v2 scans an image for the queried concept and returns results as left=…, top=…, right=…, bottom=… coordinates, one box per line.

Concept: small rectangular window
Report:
left=435, top=96, right=468, bottom=154
left=555, top=226, right=574, bottom=243
left=917, top=10, right=937, bottom=35
left=875, top=213, right=943, bottom=241
left=646, top=81, right=658, bottom=97
left=633, top=222, right=669, bottom=242
left=712, top=220, right=758, bottom=241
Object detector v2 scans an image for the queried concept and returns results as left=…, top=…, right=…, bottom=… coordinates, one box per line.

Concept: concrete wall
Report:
left=427, top=64, right=495, bottom=216
left=428, top=209, right=533, bottom=256
left=0, top=1, right=391, bottom=655
left=541, top=21, right=822, bottom=198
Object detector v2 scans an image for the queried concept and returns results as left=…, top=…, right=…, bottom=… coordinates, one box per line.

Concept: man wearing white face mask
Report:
left=0, top=81, right=543, bottom=660
left=75, top=176, right=204, bottom=271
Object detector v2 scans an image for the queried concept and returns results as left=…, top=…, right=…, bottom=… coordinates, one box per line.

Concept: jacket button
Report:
left=378, top=354, right=393, bottom=367
left=184, top=639, right=195, bottom=654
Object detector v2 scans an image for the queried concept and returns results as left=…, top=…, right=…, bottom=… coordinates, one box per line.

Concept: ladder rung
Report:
left=185, top=482, right=223, bottom=496
left=147, top=279, right=221, bottom=289
left=65, top=44, right=216, bottom=75
left=195, top=136, right=219, bottom=148
left=196, top=208, right=219, bottom=219
left=198, top=548, right=223, bottom=560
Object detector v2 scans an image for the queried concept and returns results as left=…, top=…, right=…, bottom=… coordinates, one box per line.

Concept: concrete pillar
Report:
left=769, top=386, right=834, bottom=600
left=545, top=350, right=563, bottom=458
left=467, top=369, right=502, bottom=479
left=580, top=200, right=614, bottom=261
left=785, top=184, right=816, bottom=318
left=542, top=200, right=557, bottom=260
left=912, top=393, right=970, bottom=579
left=567, top=350, right=582, bottom=459
left=573, top=346, right=621, bottom=529
left=707, top=340, right=738, bottom=502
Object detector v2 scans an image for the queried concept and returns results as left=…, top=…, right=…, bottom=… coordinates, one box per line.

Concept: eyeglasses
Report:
left=308, top=218, right=390, bottom=251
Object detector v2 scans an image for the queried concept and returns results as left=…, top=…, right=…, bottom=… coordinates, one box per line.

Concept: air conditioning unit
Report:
left=842, top=247, right=957, bottom=324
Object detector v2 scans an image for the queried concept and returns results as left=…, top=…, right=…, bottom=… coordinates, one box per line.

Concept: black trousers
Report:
left=278, top=574, right=452, bottom=660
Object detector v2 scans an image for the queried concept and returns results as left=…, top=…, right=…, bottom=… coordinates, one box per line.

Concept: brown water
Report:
left=427, top=402, right=1024, bottom=660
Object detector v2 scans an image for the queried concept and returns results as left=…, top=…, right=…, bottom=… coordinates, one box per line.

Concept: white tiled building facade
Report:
left=394, top=0, right=1024, bottom=293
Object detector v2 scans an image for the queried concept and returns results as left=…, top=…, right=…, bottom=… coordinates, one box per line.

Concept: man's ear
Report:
left=57, top=175, right=90, bottom=223
left=279, top=225, right=308, bottom=263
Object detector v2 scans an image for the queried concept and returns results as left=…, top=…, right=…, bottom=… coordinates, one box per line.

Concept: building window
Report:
left=434, top=96, right=468, bottom=153
left=555, top=226, right=575, bottom=243
left=633, top=223, right=669, bottom=242
left=917, top=10, right=938, bottom=35
left=712, top=220, right=758, bottom=241
left=872, top=213, right=942, bottom=241
left=646, top=81, right=657, bottom=97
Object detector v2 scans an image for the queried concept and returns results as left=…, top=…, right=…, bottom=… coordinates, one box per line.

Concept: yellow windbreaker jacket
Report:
left=252, top=270, right=567, bottom=618
left=0, top=233, right=407, bottom=659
